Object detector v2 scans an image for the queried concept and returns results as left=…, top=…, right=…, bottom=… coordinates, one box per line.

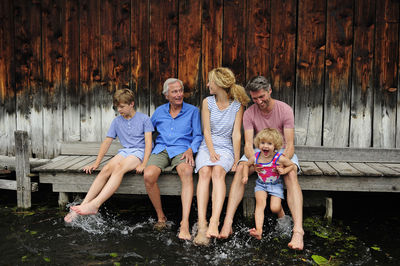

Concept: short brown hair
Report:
left=113, top=89, right=135, bottom=106
left=254, top=128, right=283, bottom=151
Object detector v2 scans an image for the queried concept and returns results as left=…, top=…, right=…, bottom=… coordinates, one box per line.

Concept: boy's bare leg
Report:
left=144, top=165, right=167, bottom=226
left=284, top=170, right=304, bottom=250
left=65, top=155, right=123, bottom=222
left=249, top=191, right=267, bottom=240
left=220, top=163, right=252, bottom=238
left=72, top=156, right=141, bottom=215
left=194, top=167, right=211, bottom=245
left=176, top=163, right=194, bottom=240
left=207, top=166, right=226, bottom=238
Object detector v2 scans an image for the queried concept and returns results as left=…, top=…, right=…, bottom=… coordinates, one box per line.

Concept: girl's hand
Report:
left=82, top=164, right=98, bottom=174
left=231, top=162, right=238, bottom=172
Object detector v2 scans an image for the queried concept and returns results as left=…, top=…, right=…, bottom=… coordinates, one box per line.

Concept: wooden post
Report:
left=324, top=197, right=333, bottom=222
left=15, top=131, right=31, bottom=209
left=243, top=197, right=255, bottom=218
left=58, top=192, right=69, bottom=208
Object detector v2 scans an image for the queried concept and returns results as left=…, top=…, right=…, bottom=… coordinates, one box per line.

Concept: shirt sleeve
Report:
left=143, top=115, right=155, bottom=132
left=190, top=107, right=203, bottom=153
left=106, top=118, right=117, bottom=139
left=242, top=108, right=254, bottom=131
left=282, top=104, right=295, bottom=129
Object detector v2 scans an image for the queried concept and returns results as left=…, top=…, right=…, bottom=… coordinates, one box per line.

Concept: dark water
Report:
left=0, top=187, right=399, bottom=265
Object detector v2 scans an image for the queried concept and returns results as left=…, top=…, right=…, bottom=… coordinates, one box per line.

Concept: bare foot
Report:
left=178, top=221, right=191, bottom=240
left=288, top=230, right=304, bottom=250
left=153, top=217, right=167, bottom=231
left=70, top=202, right=98, bottom=216
left=64, top=210, right=78, bottom=223
left=206, top=220, right=219, bottom=238
left=193, top=222, right=210, bottom=246
left=218, top=220, right=233, bottom=239
left=249, top=228, right=262, bottom=240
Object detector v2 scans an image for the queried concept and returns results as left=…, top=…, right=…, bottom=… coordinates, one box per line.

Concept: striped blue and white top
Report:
left=195, top=96, right=241, bottom=173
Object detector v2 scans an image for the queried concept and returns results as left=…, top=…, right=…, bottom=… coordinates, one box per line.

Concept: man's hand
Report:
left=82, top=164, right=98, bottom=174
left=181, top=148, right=194, bottom=167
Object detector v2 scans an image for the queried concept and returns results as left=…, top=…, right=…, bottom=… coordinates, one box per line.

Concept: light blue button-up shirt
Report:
left=151, top=102, right=203, bottom=158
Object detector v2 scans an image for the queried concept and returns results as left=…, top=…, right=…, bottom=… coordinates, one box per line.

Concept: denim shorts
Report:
left=254, top=178, right=284, bottom=199
left=117, top=148, right=145, bottom=161
left=239, top=148, right=300, bottom=173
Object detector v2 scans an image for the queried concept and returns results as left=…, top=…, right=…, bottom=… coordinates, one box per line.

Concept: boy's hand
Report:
left=82, top=164, right=98, bottom=174
left=135, top=164, right=145, bottom=174
left=242, top=176, right=248, bottom=184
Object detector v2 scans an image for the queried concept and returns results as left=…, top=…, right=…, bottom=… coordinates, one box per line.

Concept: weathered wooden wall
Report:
left=0, top=0, right=399, bottom=158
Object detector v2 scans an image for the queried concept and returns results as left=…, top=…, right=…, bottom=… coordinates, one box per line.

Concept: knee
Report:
left=270, top=204, right=281, bottom=214
left=212, top=168, right=226, bottom=182
left=143, top=168, right=158, bottom=187
left=283, top=170, right=299, bottom=187
left=255, top=198, right=266, bottom=209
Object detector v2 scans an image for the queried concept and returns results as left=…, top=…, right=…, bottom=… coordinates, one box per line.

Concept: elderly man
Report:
left=143, top=78, right=202, bottom=240
left=219, top=76, right=304, bottom=250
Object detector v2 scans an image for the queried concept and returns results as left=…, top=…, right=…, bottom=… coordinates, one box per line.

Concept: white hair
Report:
left=163, top=78, right=184, bottom=95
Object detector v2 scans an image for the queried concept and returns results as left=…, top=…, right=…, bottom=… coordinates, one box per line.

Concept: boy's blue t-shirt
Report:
left=106, top=111, right=154, bottom=149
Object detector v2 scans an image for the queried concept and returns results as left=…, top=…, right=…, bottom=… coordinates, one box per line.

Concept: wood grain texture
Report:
left=131, top=0, right=150, bottom=114
left=0, top=0, right=15, bottom=156
left=178, top=0, right=202, bottom=106
left=373, top=0, right=399, bottom=148
left=323, top=0, right=353, bottom=147
left=349, top=0, right=375, bottom=148
left=295, top=0, right=325, bottom=146
left=223, top=0, right=246, bottom=84
left=270, top=0, right=296, bottom=106
left=246, top=0, right=271, bottom=80
left=80, top=0, right=102, bottom=142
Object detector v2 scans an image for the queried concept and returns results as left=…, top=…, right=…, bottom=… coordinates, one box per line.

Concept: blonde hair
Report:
left=208, top=67, right=250, bottom=106
left=113, top=89, right=135, bottom=106
left=254, top=128, right=283, bottom=151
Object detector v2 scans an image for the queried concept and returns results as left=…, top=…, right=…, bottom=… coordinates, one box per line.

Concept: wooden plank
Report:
left=42, top=0, right=64, bottom=158
left=149, top=0, right=178, bottom=113
left=52, top=156, right=90, bottom=171
left=15, top=131, right=31, bottom=208
left=0, top=0, right=16, bottom=156
left=60, top=142, right=122, bottom=155
left=33, top=156, right=72, bottom=171
left=97, top=156, right=113, bottom=169
left=299, top=176, right=400, bottom=192
left=62, top=0, right=80, bottom=142
left=223, top=0, right=246, bottom=84
left=373, top=0, right=398, bottom=148
left=295, top=0, right=326, bottom=146
left=383, top=163, right=400, bottom=173
left=80, top=0, right=102, bottom=142
left=349, top=162, right=383, bottom=176
left=0, top=179, right=38, bottom=192
left=201, top=0, right=222, bottom=100
left=66, top=156, right=98, bottom=170
left=349, top=0, right=375, bottom=148
left=328, top=162, right=363, bottom=176
left=131, top=0, right=150, bottom=114
left=178, top=0, right=202, bottom=106
left=314, top=162, right=338, bottom=176
left=295, top=145, right=400, bottom=163
left=270, top=0, right=296, bottom=106
left=323, top=0, right=353, bottom=147
left=14, top=0, right=43, bottom=158
left=367, top=163, right=400, bottom=176
left=246, top=0, right=271, bottom=80
left=299, top=162, right=323, bottom=176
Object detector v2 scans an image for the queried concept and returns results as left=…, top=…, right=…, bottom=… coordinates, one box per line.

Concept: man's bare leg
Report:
left=219, top=163, right=248, bottom=238
left=176, top=163, right=194, bottom=240
left=284, top=170, right=304, bottom=250
left=144, top=165, right=167, bottom=228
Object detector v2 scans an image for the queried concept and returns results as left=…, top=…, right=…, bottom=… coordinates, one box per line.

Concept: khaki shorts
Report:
left=147, top=149, right=186, bottom=171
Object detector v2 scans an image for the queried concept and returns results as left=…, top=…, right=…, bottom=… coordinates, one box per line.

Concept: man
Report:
left=143, top=78, right=203, bottom=240
left=219, top=76, right=304, bottom=250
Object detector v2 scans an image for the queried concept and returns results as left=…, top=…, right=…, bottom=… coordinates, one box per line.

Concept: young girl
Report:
left=64, top=89, right=154, bottom=222
left=242, top=128, right=296, bottom=240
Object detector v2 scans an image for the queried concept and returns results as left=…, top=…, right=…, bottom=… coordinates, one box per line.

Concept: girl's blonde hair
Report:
left=254, top=128, right=283, bottom=151
left=113, top=88, right=135, bottom=106
left=208, top=67, right=250, bottom=106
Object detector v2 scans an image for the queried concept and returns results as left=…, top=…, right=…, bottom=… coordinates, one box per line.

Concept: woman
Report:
left=194, top=67, right=250, bottom=245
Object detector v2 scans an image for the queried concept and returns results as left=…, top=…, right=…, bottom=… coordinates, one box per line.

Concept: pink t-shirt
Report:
left=243, top=100, right=294, bottom=146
